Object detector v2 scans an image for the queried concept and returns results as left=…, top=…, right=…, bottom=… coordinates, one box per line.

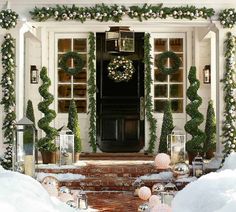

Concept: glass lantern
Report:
left=167, top=127, right=186, bottom=163
left=56, top=126, right=74, bottom=166
left=192, top=154, right=205, bottom=178
left=77, top=190, right=88, bottom=210
left=160, top=182, right=178, bottom=206
left=13, top=117, right=36, bottom=177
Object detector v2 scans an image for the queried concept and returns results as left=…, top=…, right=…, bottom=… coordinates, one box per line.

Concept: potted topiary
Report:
left=38, top=67, right=58, bottom=164
left=184, top=66, right=206, bottom=164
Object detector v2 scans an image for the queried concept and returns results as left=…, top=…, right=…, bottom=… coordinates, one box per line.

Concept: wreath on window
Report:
left=156, top=51, right=181, bottom=75
left=107, top=56, right=135, bottom=82
left=58, top=51, right=85, bottom=75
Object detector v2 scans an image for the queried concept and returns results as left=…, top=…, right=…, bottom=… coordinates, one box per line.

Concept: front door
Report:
left=96, top=33, right=144, bottom=152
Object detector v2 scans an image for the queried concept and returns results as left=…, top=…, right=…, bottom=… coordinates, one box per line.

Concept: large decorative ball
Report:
left=149, top=195, right=161, bottom=208
left=41, top=176, right=59, bottom=197
left=172, top=162, right=190, bottom=179
left=138, top=186, right=152, bottom=200
left=154, top=153, right=171, bottom=169
left=151, top=203, right=172, bottom=212
left=138, top=203, right=150, bottom=211
left=152, top=183, right=165, bottom=194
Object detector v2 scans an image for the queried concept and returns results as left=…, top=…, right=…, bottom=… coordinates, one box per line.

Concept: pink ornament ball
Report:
left=154, top=153, right=171, bottom=169
left=149, top=195, right=161, bottom=208
left=59, top=193, right=74, bottom=203
left=138, top=186, right=152, bottom=201
left=151, top=204, right=172, bottom=212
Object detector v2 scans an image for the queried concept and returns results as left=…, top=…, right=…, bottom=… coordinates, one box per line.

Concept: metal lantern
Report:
left=77, top=190, right=88, bottom=210
left=192, top=154, right=205, bottom=178
left=160, top=182, right=178, bottom=206
left=132, top=178, right=144, bottom=196
left=56, top=126, right=74, bottom=165
left=152, top=183, right=165, bottom=195
left=138, top=203, right=150, bottom=212
left=167, top=127, right=186, bottom=163
left=13, top=117, right=36, bottom=177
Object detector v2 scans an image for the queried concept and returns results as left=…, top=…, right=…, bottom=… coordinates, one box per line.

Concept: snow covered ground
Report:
left=172, top=153, right=236, bottom=212
left=37, top=172, right=86, bottom=182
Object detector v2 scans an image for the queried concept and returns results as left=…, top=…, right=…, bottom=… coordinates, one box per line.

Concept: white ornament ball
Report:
left=138, top=186, right=152, bottom=201
left=151, top=203, right=172, bottom=212
left=154, top=153, right=171, bottom=169
left=149, top=195, right=161, bottom=208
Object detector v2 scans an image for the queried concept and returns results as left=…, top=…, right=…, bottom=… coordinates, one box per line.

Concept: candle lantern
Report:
left=132, top=178, right=144, bottom=196
left=203, top=65, right=211, bottom=84
left=13, top=117, right=36, bottom=177
left=56, top=126, right=74, bottom=165
left=77, top=190, right=88, bottom=210
left=192, top=154, right=204, bottom=178
left=160, top=182, right=178, bottom=206
left=167, top=127, right=186, bottom=163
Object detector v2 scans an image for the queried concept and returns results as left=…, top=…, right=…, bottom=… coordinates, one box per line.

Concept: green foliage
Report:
left=185, top=66, right=206, bottom=153
left=219, top=9, right=236, bottom=28
left=68, top=99, right=82, bottom=153
left=37, top=67, right=58, bottom=152
left=88, top=32, right=97, bottom=152
left=0, top=34, right=16, bottom=170
left=144, top=33, right=157, bottom=153
left=0, top=9, right=18, bottom=29
left=30, top=4, right=215, bottom=23
left=159, top=101, right=174, bottom=153
left=204, top=100, right=216, bottom=152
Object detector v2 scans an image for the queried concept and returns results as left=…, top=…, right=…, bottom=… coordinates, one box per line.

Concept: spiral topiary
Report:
left=184, top=66, right=206, bottom=153
left=38, top=67, right=58, bottom=152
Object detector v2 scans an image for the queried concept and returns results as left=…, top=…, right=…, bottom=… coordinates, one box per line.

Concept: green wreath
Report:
left=107, top=56, right=135, bottom=82
left=156, top=51, right=181, bottom=75
left=58, top=51, right=85, bottom=75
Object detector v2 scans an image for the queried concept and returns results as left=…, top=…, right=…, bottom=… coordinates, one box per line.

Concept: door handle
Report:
left=140, top=96, right=145, bottom=121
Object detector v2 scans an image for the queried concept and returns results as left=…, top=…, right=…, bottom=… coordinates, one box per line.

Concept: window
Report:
left=57, top=37, right=87, bottom=113
left=153, top=36, right=185, bottom=113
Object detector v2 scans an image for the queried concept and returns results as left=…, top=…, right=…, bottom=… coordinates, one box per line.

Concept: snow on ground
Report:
left=172, top=153, right=236, bottom=212
left=37, top=172, right=86, bottom=182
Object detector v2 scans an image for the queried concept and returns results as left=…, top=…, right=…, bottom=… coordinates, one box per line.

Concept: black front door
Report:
left=96, top=33, right=144, bottom=152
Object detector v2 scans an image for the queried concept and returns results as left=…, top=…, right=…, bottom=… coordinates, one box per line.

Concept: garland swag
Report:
left=0, top=34, right=16, bottom=169
left=0, top=9, right=18, bottom=29
left=221, top=32, right=236, bottom=162
left=88, top=32, right=97, bottom=152
left=144, top=33, right=157, bottom=153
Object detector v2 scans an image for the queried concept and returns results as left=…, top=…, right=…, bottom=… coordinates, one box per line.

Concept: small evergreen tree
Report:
left=204, top=100, right=216, bottom=154
left=159, top=101, right=174, bottom=153
left=68, top=99, right=82, bottom=152
left=185, top=66, right=206, bottom=153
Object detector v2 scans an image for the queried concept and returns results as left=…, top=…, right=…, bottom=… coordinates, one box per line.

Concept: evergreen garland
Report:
left=219, top=9, right=236, bottom=28
left=221, top=32, right=236, bottom=161
left=0, top=34, right=16, bottom=169
left=30, top=4, right=214, bottom=23
left=37, top=67, right=58, bottom=152
left=68, top=99, right=82, bottom=153
left=185, top=66, right=206, bottom=153
left=144, top=33, right=157, bottom=153
left=203, top=100, right=216, bottom=154
left=159, top=101, right=174, bottom=153
left=88, top=32, right=97, bottom=152
left=0, top=9, right=18, bottom=29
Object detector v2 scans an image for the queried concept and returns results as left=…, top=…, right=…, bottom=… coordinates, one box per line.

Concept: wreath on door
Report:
left=107, top=56, right=135, bottom=82
left=58, top=51, right=85, bottom=75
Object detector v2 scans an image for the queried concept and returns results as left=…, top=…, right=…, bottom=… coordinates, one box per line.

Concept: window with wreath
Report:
left=57, top=37, right=87, bottom=113
left=153, top=36, right=185, bottom=113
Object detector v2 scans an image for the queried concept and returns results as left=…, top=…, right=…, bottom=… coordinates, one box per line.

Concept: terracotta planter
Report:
left=74, top=152, right=80, bottom=163
left=41, top=151, right=56, bottom=164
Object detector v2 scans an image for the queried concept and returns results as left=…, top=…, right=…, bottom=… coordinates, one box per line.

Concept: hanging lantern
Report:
left=77, top=190, right=88, bottom=210
left=160, top=182, right=178, bottom=206
left=203, top=65, right=211, bottom=84
left=192, top=154, right=205, bottom=178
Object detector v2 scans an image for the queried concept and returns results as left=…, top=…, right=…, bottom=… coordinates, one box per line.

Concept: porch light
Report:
left=203, top=65, right=211, bottom=84
left=13, top=116, right=36, bottom=177
left=105, top=26, right=135, bottom=53
left=192, top=154, right=205, bottom=178
left=77, top=190, right=88, bottom=210
left=30, top=65, right=39, bottom=84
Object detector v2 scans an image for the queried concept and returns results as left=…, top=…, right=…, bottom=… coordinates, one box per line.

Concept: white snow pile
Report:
left=138, top=171, right=173, bottom=181
left=37, top=172, right=86, bottom=182
left=0, top=166, right=76, bottom=212
left=172, top=153, right=236, bottom=212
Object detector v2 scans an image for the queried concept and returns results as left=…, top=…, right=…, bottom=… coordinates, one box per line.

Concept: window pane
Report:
left=170, top=53, right=183, bottom=68
left=58, top=54, right=72, bottom=67
left=154, top=100, right=167, bottom=112
left=58, top=100, right=70, bottom=113
left=74, top=39, right=87, bottom=52
left=154, top=84, right=168, bottom=98
left=73, top=84, right=87, bottom=98
left=74, top=69, right=87, bottom=83
left=170, top=69, right=183, bottom=82
left=154, top=39, right=168, bottom=52
left=79, top=54, right=87, bottom=67
left=75, top=100, right=87, bottom=113
left=154, top=68, right=167, bottom=82
left=155, top=54, right=167, bottom=67
left=58, top=39, right=71, bottom=52
left=58, top=69, right=71, bottom=82
left=169, top=38, right=183, bottom=52
left=58, top=85, right=71, bottom=98
left=170, top=84, right=183, bottom=98
left=171, top=99, right=183, bottom=113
